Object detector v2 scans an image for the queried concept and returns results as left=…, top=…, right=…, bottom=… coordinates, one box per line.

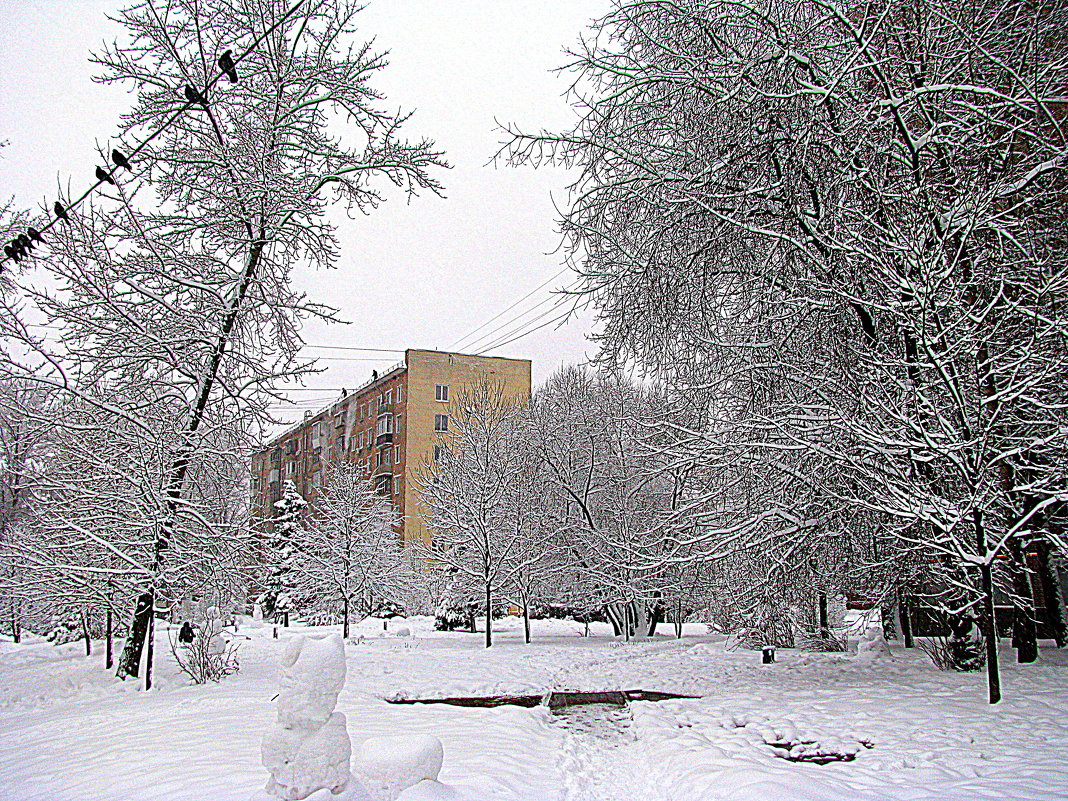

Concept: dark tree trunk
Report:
left=899, top=592, right=915, bottom=648
left=675, top=598, right=684, bottom=639
left=1009, top=541, right=1038, bottom=663
left=283, top=610, right=290, bottom=628
left=343, top=597, right=350, bottom=640
left=484, top=584, right=492, bottom=648
left=606, top=605, right=622, bottom=636
left=116, top=591, right=153, bottom=680
left=80, top=609, right=91, bottom=656
left=818, top=593, right=830, bottom=638
left=11, top=599, right=20, bottom=644
left=1035, top=542, right=1067, bottom=647
left=144, top=611, right=155, bottom=691
left=647, top=601, right=664, bottom=637
left=881, top=602, right=898, bottom=640
left=977, top=513, right=1001, bottom=703
left=105, top=606, right=113, bottom=669
left=523, top=601, right=530, bottom=644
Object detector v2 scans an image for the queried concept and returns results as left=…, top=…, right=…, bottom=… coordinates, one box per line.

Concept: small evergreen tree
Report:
left=262, top=480, right=306, bottom=626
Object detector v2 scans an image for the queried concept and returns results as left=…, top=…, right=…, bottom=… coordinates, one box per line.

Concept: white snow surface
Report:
left=354, top=734, right=443, bottom=800
left=0, top=615, right=1067, bottom=800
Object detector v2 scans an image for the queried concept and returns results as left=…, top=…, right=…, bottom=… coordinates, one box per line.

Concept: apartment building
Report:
left=251, top=348, right=532, bottom=547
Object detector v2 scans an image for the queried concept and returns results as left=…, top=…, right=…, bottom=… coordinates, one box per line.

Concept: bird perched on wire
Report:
left=95, top=166, right=116, bottom=185
left=184, top=84, right=208, bottom=106
left=112, top=149, right=132, bottom=170
left=27, top=227, right=44, bottom=245
left=17, top=233, right=32, bottom=252
left=54, top=201, right=69, bottom=222
left=4, top=244, right=18, bottom=263
left=218, top=50, right=239, bottom=83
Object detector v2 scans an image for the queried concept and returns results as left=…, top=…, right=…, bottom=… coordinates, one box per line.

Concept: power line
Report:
left=469, top=281, right=582, bottom=354
left=478, top=305, right=578, bottom=355
left=0, top=0, right=309, bottom=270
left=449, top=265, right=570, bottom=351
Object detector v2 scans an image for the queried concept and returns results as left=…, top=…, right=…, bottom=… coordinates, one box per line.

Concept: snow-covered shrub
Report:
left=919, top=635, right=985, bottom=672
left=434, top=601, right=474, bottom=632
left=170, top=617, right=240, bottom=683
left=797, top=630, right=847, bottom=652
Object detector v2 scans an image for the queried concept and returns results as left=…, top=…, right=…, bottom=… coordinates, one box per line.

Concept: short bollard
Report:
left=762, top=646, right=776, bottom=664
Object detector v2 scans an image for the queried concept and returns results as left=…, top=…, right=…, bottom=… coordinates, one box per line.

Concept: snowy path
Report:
left=2, top=616, right=1068, bottom=800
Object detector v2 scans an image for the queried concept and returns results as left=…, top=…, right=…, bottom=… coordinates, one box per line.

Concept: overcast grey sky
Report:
left=0, top=0, right=607, bottom=425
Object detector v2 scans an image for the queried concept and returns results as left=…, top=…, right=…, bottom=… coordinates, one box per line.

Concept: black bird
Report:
left=4, top=244, right=15, bottom=262
left=96, top=166, right=115, bottom=185
left=112, top=149, right=132, bottom=170
left=7, top=242, right=21, bottom=263
left=184, top=84, right=207, bottom=105
left=54, top=201, right=69, bottom=222
left=218, top=49, right=238, bottom=83
left=11, top=239, right=25, bottom=259
left=17, top=233, right=31, bottom=251
left=27, top=227, right=44, bottom=244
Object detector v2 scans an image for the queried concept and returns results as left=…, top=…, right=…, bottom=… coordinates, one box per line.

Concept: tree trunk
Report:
left=976, top=512, right=1001, bottom=704
left=675, top=598, right=684, bottom=639
left=343, top=596, right=349, bottom=640
left=899, top=592, right=915, bottom=648
left=105, top=606, right=113, bottom=669
left=522, top=601, right=530, bottom=644
left=1009, top=540, right=1038, bottom=663
left=144, top=609, right=155, bottom=691
left=116, top=590, right=153, bottom=680
left=818, top=592, right=830, bottom=639
left=881, top=602, right=898, bottom=640
left=647, top=601, right=663, bottom=637
left=80, top=609, right=91, bottom=656
left=484, top=584, right=492, bottom=649
left=1035, top=542, right=1067, bottom=647
left=606, top=604, right=622, bottom=636
left=283, top=610, right=290, bottom=628
left=11, top=599, right=20, bottom=644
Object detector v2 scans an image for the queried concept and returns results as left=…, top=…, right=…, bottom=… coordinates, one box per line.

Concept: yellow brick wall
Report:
left=401, top=349, right=531, bottom=548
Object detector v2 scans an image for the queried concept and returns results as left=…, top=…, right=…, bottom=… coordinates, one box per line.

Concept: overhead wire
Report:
left=0, top=0, right=310, bottom=270
left=448, top=265, right=570, bottom=351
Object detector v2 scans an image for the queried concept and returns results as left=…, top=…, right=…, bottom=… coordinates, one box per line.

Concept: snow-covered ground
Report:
left=1, top=615, right=1067, bottom=800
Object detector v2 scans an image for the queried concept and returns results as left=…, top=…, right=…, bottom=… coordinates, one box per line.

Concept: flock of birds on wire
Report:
left=1, top=49, right=242, bottom=272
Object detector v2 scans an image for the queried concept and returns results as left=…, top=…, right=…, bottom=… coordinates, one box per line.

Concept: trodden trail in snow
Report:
left=549, top=703, right=653, bottom=801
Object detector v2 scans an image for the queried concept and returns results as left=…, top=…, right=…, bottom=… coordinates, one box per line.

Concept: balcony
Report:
left=376, top=431, right=394, bottom=447
left=377, top=402, right=392, bottom=416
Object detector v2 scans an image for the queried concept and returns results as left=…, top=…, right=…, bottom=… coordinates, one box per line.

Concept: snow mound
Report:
left=395, top=779, right=460, bottom=801
left=354, top=734, right=444, bottom=801
left=856, top=628, right=892, bottom=661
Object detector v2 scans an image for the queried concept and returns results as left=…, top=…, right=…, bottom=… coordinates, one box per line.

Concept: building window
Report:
left=251, top=476, right=260, bottom=492
left=378, top=448, right=392, bottom=467
left=377, top=415, right=394, bottom=436
left=393, top=476, right=400, bottom=496
left=396, top=385, right=404, bottom=404
left=384, top=389, right=393, bottom=405
left=433, top=444, right=442, bottom=462
left=434, top=413, right=448, bottom=432
left=435, top=384, right=449, bottom=402
left=394, top=445, right=401, bottom=464
left=395, top=414, right=403, bottom=436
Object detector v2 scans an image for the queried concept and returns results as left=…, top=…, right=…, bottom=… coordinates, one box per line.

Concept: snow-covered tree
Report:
left=509, top=0, right=1068, bottom=701
left=415, top=380, right=530, bottom=648
left=263, top=480, right=306, bottom=626
left=0, top=0, right=443, bottom=687
left=292, top=463, right=404, bottom=638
